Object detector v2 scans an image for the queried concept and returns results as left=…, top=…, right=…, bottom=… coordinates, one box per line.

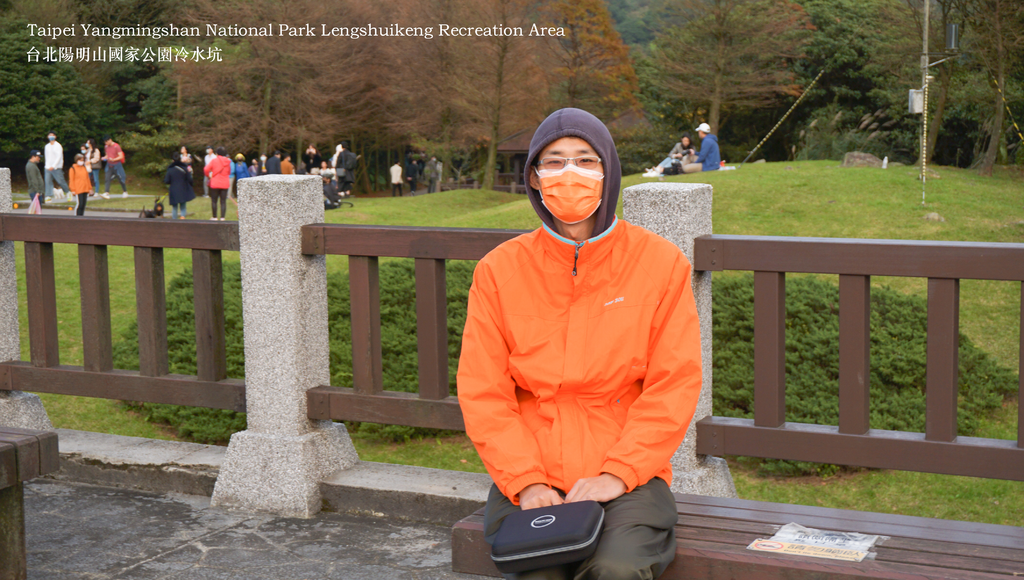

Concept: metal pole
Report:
left=920, top=0, right=929, bottom=204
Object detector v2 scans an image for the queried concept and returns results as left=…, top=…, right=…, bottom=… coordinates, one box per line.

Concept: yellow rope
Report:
left=740, top=68, right=827, bottom=167
left=993, top=82, right=1024, bottom=144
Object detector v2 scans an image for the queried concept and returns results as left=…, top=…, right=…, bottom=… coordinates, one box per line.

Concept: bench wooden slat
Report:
left=0, top=428, right=60, bottom=483
left=675, top=502, right=1022, bottom=551
left=0, top=432, right=38, bottom=482
left=673, top=523, right=1024, bottom=576
left=674, top=514, right=1024, bottom=564
left=0, top=443, right=15, bottom=488
left=670, top=537, right=1017, bottom=580
left=676, top=494, right=1024, bottom=542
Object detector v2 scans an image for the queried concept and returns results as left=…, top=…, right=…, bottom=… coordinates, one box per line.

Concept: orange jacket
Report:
left=68, top=164, right=92, bottom=194
left=457, top=217, right=703, bottom=504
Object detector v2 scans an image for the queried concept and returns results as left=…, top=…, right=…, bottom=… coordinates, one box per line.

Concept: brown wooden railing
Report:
left=3, top=216, right=1022, bottom=482
left=0, top=215, right=245, bottom=412
left=692, top=235, right=1024, bottom=481
left=302, top=224, right=529, bottom=430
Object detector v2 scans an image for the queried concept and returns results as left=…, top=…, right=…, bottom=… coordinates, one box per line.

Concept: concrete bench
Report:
left=0, top=427, right=59, bottom=580
left=452, top=492, right=1024, bottom=579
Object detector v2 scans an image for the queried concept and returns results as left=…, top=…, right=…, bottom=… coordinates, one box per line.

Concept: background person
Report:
left=232, top=154, right=249, bottom=198
left=265, top=150, right=282, bottom=174
left=426, top=156, right=441, bottom=193
left=25, top=150, right=44, bottom=207
left=390, top=161, right=403, bottom=197
left=684, top=123, right=721, bottom=174
left=203, top=146, right=215, bottom=197
left=86, top=139, right=105, bottom=197
left=644, top=133, right=697, bottom=177
left=281, top=154, right=295, bottom=175
left=322, top=174, right=342, bottom=209
left=205, top=146, right=232, bottom=220
left=102, top=134, right=128, bottom=197
left=337, top=142, right=357, bottom=197
left=304, top=145, right=322, bottom=172
left=43, top=131, right=70, bottom=200
left=68, top=153, right=93, bottom=216
left=164, top=153, right=195, bottom=219
left=405, top=153, right=419, bottom=194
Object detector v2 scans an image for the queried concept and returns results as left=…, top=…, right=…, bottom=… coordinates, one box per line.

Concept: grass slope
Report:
left=11, top=162, right=1024, bottom=525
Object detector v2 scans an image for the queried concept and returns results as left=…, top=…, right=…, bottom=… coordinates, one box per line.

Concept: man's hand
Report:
left=519, top=483, right=564, bottom=510
left=565, top=473, right=626, bottom=503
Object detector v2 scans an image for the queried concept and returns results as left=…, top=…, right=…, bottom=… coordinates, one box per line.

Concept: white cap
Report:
left=695, top=123, right=712, bottom=133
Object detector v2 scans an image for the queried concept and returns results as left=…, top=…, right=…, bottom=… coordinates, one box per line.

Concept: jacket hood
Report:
left=525, top=108, right=621, bottom=238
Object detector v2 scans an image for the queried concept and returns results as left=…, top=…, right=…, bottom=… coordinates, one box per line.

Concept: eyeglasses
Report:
left=537, top=156, right=602, bottom=171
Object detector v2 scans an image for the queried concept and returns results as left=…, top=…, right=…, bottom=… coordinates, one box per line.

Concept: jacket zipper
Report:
left=572, top=242, right=583, bottom=276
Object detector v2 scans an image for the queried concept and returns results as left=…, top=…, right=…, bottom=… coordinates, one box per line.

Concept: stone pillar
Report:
left=622, top=182, right=737, bottom=498
left=0, top=168, right=53, bottom=430
left=211, top=175, right=358, bottom=517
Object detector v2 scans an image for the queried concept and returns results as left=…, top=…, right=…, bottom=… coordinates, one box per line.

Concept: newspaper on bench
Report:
left=747, top=523, right=888, bottom=562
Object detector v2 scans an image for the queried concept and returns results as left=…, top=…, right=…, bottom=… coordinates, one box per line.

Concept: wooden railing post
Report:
left=839, top=275, right=871, bottom=435
left=134, top=247, right=168, bottom=377
left=415, top=258, right=449, bottom=400
left=79, top=244, right=113, bottom=372
left=0, top=168, right=52, bottom=430
left=212, top=175, right=357, bottom=518
left=754, top=271, right=786, bottom=428
left=623, top=181, right=737, bottom=499
left=926, top=278, right=960, bottom=442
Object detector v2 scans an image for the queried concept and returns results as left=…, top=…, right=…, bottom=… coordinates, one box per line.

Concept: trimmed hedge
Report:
left=113, top=265, right=1018, bottom=467
left=113, top=259, right=474, bottom=443
left=713, top=274, right=1018, bottom=475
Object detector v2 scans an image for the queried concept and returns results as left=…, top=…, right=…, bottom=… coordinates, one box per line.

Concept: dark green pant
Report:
left=483, top=477, right=677, bottom=580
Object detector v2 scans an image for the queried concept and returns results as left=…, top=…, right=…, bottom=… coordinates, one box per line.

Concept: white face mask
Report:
left=260, top=156, right=267, bottom=161
left=76, top=161, right=84, bottom=166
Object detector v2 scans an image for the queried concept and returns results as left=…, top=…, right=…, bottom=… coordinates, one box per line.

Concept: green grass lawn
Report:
left=8, top=161, right=1024, bottom=526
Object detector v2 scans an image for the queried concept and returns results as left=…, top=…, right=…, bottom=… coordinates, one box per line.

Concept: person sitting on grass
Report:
left=682, top=123, right=720, bottom=174
left=322, top=174, right=342, bottom=210
left=644, top=133, right=698, bottom=177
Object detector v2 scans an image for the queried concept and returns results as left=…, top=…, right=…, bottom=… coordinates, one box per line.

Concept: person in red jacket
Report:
left=457, top=108, right=703, bottom=579
left=204, top=146, right=232, bottom=220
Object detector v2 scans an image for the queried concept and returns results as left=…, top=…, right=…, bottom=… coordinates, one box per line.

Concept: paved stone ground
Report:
left=24, top=480, right=485, bottom=580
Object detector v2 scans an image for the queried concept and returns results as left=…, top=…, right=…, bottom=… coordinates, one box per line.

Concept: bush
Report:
left=113, top=259, right=476, bottom=443
left=114, top=263, right=1018, bottom=461
left=713, top=274, right=1019, bottom=475
left=614, top=124, right=679, bottom=175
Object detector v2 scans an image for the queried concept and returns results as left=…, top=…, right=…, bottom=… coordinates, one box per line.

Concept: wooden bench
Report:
left=0, top=427, right=59, bottom=580
left=452, top=492, right=1024, bottom=579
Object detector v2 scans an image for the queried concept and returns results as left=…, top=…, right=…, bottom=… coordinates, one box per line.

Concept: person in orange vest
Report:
left=68, top=153, right=94, bottom=216
left=457, top=108, right=703, bottom=579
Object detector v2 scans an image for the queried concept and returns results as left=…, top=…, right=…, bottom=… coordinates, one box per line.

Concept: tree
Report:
left=541, top=0, right=639, bottom=120
left=968, top=0, right=1024, bottom=175
left=0, top=19, right=105, bottom=168
left=382, top=0, right=479, bottom=185
left=652, top=0, right=812, bottom=133
left=453, top=0, right=547, bottom=190
left=177, top=0, right=381, bottom=155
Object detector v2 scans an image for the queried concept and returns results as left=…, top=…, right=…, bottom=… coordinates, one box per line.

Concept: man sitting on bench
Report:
left=457, top=107, right=704, bottom=579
